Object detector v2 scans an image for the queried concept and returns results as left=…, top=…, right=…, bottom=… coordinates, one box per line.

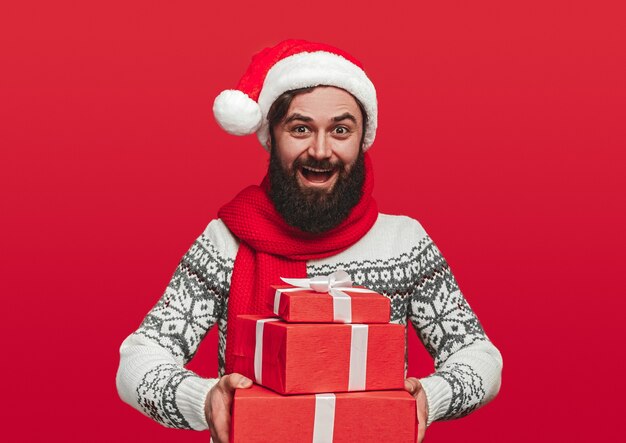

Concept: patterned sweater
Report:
left=116, top=213, right=502, bottom=431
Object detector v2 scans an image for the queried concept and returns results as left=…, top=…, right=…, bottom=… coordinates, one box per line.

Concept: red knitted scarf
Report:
left=218, top=153, right=378, bottom=374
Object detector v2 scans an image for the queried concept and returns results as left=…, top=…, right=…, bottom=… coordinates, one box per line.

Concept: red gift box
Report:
left=271, top=284, right=390, bottom=323
left=233, top=315, right=406, bottom=395
left=231, top=384, right=418, bottom=443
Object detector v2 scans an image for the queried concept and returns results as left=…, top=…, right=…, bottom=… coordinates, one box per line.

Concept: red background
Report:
left=1, top=1, right=624, bottom=441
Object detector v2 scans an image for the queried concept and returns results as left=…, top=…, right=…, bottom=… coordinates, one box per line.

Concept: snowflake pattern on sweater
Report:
left=136, top=236, right=231, bottom=364
left=118, top=214, right=502, bottom=430
left=136, top=364, right=195, bottom=429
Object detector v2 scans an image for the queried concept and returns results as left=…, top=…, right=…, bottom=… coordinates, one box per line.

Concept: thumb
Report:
left=224, top=373, right=253, bottom=392
left=404, top=378, right=421, bottom=395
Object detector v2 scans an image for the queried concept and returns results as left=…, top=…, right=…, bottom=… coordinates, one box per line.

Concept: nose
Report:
left=307, top=132, right=332, bottom=160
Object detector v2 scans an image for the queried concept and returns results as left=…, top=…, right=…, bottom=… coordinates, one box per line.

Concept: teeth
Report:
left=303, top=166, right=333, bottom=173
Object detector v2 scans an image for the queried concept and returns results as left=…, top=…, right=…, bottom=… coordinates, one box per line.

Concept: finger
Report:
left=208, top=420, right=215, bottom=440
left=208, top=423, right=219, bottom=443
left=208, top=410, right=222, bottom=443
left=404, top=377, right=421, bottom=395
left=418, top=421, right=426, bottom=443
left=212, top=409, right=231, bottom=443
left=207, top=394, right=221, bottom=443
left=404, top=379, right=415, bottom=394
left=415, top=388, right=429, bottom=443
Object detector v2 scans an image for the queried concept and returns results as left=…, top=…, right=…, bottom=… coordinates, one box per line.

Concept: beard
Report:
left=268, top=148, right=365, bottom=234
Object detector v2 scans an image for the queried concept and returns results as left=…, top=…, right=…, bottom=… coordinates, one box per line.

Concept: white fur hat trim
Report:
left=256, top=51, right=378, bottom=151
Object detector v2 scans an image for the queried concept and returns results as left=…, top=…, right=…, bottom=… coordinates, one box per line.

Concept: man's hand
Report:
left=205, top=373, right=253, bottom=443
left=405, top=377, right=429, bottom=443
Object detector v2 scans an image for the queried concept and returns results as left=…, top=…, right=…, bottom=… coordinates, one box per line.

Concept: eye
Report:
left=333, top=126, right=350, bottom=136
left=289, top=125, right=311, bottom=137
left=292, top=125, right=310, bottom=133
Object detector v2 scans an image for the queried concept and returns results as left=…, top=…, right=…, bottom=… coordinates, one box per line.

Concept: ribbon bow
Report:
left=281, top=270, right=354, bottom=293
left=278, top=270, right=374, bottom=323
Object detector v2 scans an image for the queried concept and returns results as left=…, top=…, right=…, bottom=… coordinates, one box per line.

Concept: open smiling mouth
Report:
left=299, top=165, right=338, bottom=184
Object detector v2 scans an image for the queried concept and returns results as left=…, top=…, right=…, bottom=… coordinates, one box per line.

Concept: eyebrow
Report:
left=284, top=113, right=313, bottom=124
left=284, top=112, right=358, bottom=124
left=332, top=112, right=357, bottom=124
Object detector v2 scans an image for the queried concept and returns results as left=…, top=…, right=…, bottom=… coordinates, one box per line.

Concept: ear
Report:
left=266, top=132, right=274, bottom=152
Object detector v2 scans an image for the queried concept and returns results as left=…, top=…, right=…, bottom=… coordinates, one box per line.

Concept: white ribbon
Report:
left=348, top=324, right=368, bottom=391
left=276, top=270, right=376, bottom=323
left=312, top=393, right=336, bottom=443
left=254, top=318, right=280, bottom=384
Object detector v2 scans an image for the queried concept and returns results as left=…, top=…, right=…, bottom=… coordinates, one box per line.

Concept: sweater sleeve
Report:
left=116, top=224, right=231, bottom=430
left=409, top=234, right=503, bottom=426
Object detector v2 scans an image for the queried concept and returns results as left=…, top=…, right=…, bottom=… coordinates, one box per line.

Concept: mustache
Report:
left=292, top=157, right=345, bottom=171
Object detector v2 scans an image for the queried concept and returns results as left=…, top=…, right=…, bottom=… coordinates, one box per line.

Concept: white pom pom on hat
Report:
left=213, top=90, right=263, bottom=135
left=212, top=39, right=378, bottom=151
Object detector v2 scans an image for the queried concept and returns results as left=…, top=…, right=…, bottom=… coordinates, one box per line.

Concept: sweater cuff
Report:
left=175, top=376, right=218, bottom=431
left=419, top=375, right=452, bottom=427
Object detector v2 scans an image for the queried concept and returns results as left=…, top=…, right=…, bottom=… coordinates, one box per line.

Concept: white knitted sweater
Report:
left=116, top=213, right=502, bottom=431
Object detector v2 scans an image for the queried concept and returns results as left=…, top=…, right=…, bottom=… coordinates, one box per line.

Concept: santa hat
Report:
left=213, top=39, right=378, bottom=151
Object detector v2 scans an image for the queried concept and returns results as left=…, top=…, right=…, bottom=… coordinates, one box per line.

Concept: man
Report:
left=116, top=39, right=503, bottom=443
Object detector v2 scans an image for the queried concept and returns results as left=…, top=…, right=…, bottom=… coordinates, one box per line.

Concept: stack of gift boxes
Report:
left=230, top=273, right=418, bottom=442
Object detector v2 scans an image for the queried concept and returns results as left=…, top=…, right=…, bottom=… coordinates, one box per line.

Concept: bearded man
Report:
left=116, top=39, right=503, bottom=443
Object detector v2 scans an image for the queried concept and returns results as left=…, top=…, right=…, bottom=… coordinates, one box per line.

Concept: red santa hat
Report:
left=212, top=39, right=378, bottom=151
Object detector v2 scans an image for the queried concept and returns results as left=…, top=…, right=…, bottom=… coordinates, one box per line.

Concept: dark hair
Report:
left=266, top=86, right=368, bottom=150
